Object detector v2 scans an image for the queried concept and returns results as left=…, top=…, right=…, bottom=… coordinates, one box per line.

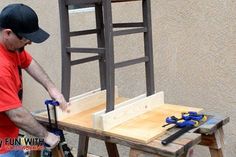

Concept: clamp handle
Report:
left=182, top=111, right=207, bottom=122
left=45, top=100, right=60, bottom=106
left=45, top=99, right=60, bottom=130
left=162, top=125, right=193, bottom=145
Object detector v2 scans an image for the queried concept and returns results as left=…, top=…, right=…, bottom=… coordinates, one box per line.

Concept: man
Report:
left=0, top=3, right=69, bottom=156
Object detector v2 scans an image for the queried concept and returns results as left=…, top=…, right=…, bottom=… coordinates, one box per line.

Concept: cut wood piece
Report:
left=105, top=104, right=203, bottom=143
left=37, top=87, right=119, bottom=121
left=56, top=87, right=119, bottom=120
left=92, top=94, right=146, bottom=129
left=98, top=91, right=164, bottom=131
left=61, top=97, right=127, bottom=128
left=69, top=88, right=101, bottom=102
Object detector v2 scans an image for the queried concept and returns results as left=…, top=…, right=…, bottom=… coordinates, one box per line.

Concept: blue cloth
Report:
left=0, top=150, right=25, bottom=157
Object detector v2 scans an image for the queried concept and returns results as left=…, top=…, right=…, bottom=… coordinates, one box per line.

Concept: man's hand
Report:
left=25, top=59, right=70, bottom=112
left=44, top=132, right=60, bottom=149
left=48, top=87, right=70, bottom=112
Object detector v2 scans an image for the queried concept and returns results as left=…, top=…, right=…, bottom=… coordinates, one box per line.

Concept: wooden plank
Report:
left=99, top=91, right=164, bottom=131
left=146, top=139, right=184, bottom=157
left=61, top=97, right=127, bottom=128
left=200, top=127, right=224, bottom=149
left=35, top=116, right=184, bottom=157
left=209, top=149, right=224, bottom=157
left=93, top=94, right=146, bottom=129
left=104, top=104, right=203, bottom=143
left=69, top=88, right=101, bottom=101
left=129, top=149, right=162, bottom=157
left=36, top=87, right=119, bottom=121
left=158, top=131, right=201, bottom=156
left=196, top=116, right=229, bottom=135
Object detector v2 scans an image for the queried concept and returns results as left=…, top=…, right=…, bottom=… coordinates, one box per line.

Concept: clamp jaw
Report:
left=163, top=111, right=207, bottom=128
left=43, top=100, right=74, bottom=157
left=161, top=111, right=207, bottom=145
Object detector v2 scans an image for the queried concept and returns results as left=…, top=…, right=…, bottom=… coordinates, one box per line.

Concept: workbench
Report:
left=33, top=92, right=229, bottom=157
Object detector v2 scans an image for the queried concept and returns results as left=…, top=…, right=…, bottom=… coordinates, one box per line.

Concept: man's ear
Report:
left=2, top=29, right=12, bottom=37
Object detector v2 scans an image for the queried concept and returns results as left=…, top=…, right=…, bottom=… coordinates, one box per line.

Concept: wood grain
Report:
left=104, top=104, right=203, bottom=143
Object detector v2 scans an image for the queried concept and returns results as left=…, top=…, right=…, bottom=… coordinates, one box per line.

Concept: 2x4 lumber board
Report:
left=142, top=139, right=184, bottom=157
left=69, top=88, right=101, bottom=101
left=130, top=133, right=201, bottom=157
left=104, top=104, right=203, bottom=144
left=55, top=87, right=119, bottom=120
left=99, top=91, right=164, bottom=131
left=196, top=116, right=229, bottom=135
left=36, top=87, right=119, bottom=120
left=200, top=127, right=224, bottom=149
left=158, top=131, right=201, bottom=155
left=61, top=97, right=127, bottom=128
left=93, top=94, right=146, bottom=129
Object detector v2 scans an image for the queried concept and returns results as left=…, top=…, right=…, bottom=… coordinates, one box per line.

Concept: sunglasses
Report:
left=14, top=32, right=23, bottom=40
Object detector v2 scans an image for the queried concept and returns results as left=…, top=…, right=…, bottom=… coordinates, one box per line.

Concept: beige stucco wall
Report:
left=0, top=0, right=236, bottom=156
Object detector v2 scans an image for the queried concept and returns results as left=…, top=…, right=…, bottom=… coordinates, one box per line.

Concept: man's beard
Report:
left=17, top=47, right=24, bottom=53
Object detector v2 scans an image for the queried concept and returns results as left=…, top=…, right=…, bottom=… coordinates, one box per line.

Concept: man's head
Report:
left=0, top=3, right=49, bottom=44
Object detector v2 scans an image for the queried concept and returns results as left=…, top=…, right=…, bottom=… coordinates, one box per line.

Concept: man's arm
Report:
left=5, top=106, right=59, bottom=147
left=25, top=59, right=69, bottom=111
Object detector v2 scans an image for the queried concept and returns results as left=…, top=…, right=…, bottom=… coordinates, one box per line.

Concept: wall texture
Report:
left=0, top=0, right=235, bottom=156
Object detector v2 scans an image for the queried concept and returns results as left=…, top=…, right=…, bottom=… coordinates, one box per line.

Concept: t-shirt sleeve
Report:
left=0, top=75, right=21, bottom=112
left=19, top=50, right=32, bottom=69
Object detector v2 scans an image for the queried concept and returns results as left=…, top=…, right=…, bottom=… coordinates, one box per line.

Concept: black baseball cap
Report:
left=0, top=3, right=49, bottom=43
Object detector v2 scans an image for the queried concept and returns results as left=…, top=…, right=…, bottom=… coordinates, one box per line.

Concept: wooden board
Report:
left=36, top=87, right=119, bottom=121
left=97, top=92, right=164, bottom=131
left=93, top=94, right=146, bottom=129
left=61, top=97, right=127, bottom=128
left=35, top=89, right=203, bottom=144
left=104, top=104, right=203, bottom=143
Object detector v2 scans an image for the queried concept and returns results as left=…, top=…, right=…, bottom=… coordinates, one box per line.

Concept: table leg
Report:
left=200, top=127, right=225, bottom=157
left=180, top=147, right=194, bottom=157
left=77, top=135, right=89, bottom=157
left=105, top=142, right=119, bottom=157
